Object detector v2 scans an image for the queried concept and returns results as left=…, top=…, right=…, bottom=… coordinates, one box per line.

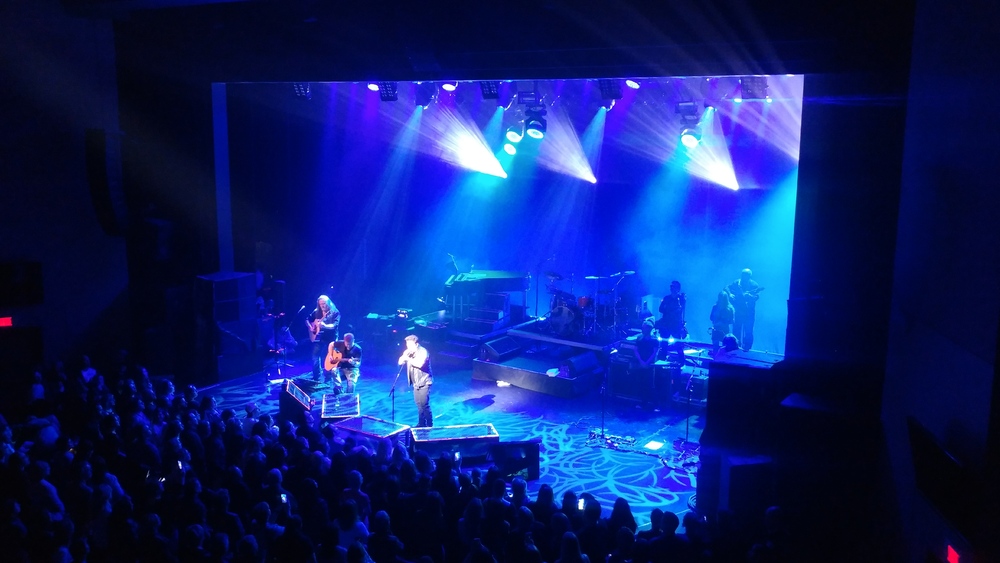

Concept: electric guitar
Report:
left=324, top=343, right=343, bottom=371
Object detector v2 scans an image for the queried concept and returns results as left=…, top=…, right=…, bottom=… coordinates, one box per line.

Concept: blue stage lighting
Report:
left=625, top=79, right=640, bottom=89
left=524, top=104, right=547, bottom=140
left=503, top=143, right=517, bottom=155
left=441, top=81, right=458, bottom=92
left=505, top=126, right=523, bottom=143
left=680, top=127, right=701, bottom=148
left=367, top=83, right=380, bottom=92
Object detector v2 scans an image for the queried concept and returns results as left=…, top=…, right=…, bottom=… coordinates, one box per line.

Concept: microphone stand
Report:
left=388, top=363, right=406, bottom=423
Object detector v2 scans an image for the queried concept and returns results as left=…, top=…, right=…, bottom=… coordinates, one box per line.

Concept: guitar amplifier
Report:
left=671, top=366, right=709, bottom=406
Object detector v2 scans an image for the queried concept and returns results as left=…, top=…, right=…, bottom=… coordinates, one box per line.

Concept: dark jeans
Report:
left=413, top=384, right=433, bottom=427
left=734, top=311, right=755, bottom=351
left=312, top=341, right=333, bottom=383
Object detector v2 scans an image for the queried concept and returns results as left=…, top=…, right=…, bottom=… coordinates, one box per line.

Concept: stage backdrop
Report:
left=226, top=77, right=801, bottom=354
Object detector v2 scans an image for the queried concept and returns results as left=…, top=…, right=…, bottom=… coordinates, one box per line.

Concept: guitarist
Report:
left=306, top=294, right=340, bottom=384
left=725, top=269, right=762, bottom=352
left=330, top=333, right=362, bottom=395
left=657, top=280, right=688, bottom=340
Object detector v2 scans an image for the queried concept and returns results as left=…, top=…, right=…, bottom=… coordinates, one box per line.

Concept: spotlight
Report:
left=441, top=81, right=458, bottom=92
left=414, top=82, right=436, bottom=108
left=480, top=81, right=500, bottom=99
left=598, top=79, right=623, bottom=100
left=505, top=126, right=524, bottom=143
left=676, top=101, right=703, bottom=148
left=680, top=127, right=702, bottom=148
left=292, top=83, right=311, bottom=100
left=503, top=143, right=517, bottom=155
left=367, top=83, right=380, bottom=92
left=524, top=104, right=547, bottom=139
left=740, top=76, right=768, bottom=100
left=377, top=82, right=398, bottom=102
left=625, top=79, right=641, bottom=90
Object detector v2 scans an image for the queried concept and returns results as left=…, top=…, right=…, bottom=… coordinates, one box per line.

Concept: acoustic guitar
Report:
left=324, top=342, right=343, bottom=372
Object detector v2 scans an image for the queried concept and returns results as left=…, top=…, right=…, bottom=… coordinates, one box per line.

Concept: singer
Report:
left=398, top=334, right=433, bottom=427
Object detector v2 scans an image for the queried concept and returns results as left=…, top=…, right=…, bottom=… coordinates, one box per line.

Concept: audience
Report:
left=0, top=352, right=796, bottom=563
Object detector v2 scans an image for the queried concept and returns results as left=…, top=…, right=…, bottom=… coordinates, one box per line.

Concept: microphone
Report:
left=296, top=305, right=306, bottom=314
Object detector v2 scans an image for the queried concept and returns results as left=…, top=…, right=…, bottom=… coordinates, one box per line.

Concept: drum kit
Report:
left=543, top=270, right=636, bottom=337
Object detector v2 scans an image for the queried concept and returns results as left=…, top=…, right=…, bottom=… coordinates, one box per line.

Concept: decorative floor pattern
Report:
left=203, top=357, right=703, bottom=525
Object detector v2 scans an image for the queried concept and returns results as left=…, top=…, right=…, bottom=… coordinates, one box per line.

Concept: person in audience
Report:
left=556, top=531, right=591, bottom=563
left=0, top=349, right=800, bottom=563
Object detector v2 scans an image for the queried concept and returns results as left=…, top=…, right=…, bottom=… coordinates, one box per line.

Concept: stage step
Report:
left=469, top=307, right=504, bottom=321
left=461, top=317, right=507, bottom=334
left=437, top=350, right=475, bottom=368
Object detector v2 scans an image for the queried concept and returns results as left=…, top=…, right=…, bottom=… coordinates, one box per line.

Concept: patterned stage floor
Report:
left=201, top=355, right=703, bottom=528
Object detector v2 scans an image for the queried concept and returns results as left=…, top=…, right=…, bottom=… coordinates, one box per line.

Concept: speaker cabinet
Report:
left=482, top=336, right=520, bottom=362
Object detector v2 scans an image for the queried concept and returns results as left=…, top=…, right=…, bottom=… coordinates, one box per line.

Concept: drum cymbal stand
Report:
left=584, top=277, right=605, bottom=336
left=611, top=275, right=629, bottom=337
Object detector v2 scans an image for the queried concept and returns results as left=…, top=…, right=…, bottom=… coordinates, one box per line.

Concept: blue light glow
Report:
left=506, top=126, right=523, bottom=143
left=503, top=143, right=516, bottom=155
left=441, top=82, right=458, bottom=92
left=367, top=83, right=379, bottom=92
left=680, top=129, right=701, bottom=148
left=625, top=79, right=640, bottom=90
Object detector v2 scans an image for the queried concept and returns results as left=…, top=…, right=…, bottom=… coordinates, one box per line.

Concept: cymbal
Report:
left=544, top=271, right=563, bottom=280
left=623, top=270, right=636, bottom=275
left=584, top=275, right=607, bottom=280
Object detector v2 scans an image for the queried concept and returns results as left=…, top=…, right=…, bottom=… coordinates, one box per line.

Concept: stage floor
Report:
left=203, top=356, right=702, bottom=527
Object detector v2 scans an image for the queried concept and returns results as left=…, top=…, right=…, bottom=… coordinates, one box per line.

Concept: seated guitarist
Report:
left=306, top=294, right=340, bottom=385
left=332, top=333, right=362, bottom=395
left=725, top=269, right=762, bottom=352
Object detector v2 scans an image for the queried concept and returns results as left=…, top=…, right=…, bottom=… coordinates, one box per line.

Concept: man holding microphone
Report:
left=398, top=334, right=433, bottom=427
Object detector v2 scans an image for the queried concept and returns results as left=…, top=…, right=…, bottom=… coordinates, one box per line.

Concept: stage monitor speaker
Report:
left=487, top=440, right=541, bottom=481
left=411, top=424, right=500, bottom=460
left=565, top=351, right=600, bottom=374
left=279, top=379, right=312, bottom=426
left=483, top=336, right=520, bottom=362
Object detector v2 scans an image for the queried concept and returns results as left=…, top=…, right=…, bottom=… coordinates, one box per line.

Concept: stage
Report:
left=201, top=352, right=704, bottom=525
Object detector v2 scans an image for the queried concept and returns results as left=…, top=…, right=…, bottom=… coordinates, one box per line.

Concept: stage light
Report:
left=377, top=82, right=398, bottom=102
left=441, top=81, right=458, bottom=92
left=598, top=79, right=623, bottom=101
left=766, top=97, right=774, bottom=103
left=415, top=82, right=436, bottom=108
left=524, top=104, right=547, bottom=139
left=734, top=97, right=743, bottom=103
left=625, top=79, right=641, bottom=90
left=367, top=83, right=380, bottom=92
left=680, top=127, right=702, bottom=148
left=740, top=75, right=769, bottom=100
left=505, top=126, right=524, bottom=143
left=292, top=83, right=311, bottom=100
left=480, top=81, right=500, bottom=99
left=503, top=142, right=517, bottom=155
left=676, top=101, right=702, bottom=147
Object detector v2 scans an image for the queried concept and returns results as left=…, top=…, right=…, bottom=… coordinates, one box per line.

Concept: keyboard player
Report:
left=631, top=320, right=660, bottom=381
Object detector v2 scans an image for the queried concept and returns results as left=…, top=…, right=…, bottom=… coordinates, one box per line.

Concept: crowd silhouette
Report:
left=0, top=353, right=796, bottom=562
